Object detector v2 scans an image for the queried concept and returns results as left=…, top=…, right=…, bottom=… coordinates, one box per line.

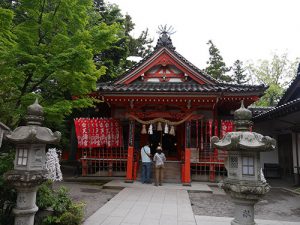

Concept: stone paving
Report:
left=195, top=216, right=300, bottom=225
left=103, top=180, right=212, bottom=193
left=84, top=186, right=197, bottom=225
left=189, top=187, right=300, bottom=222
left=83, top=181, right=300, bottom=225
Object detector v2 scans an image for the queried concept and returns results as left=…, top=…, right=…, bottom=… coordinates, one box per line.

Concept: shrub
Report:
left=36, top=182, right=85, bottom=225
left=0, top=150, right=16, bottom=225
left=36, top=180, right=55, bottom=210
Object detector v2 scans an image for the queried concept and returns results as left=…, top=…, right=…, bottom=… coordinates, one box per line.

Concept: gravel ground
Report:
left=53, top=181, right=120, bottom=219
left=189, top=187, right=300, bottom=222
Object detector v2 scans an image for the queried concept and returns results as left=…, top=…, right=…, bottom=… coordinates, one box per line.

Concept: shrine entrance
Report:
left=82, top=31, right=266, bottom=184
left=149, top=129, right=180, bottom=160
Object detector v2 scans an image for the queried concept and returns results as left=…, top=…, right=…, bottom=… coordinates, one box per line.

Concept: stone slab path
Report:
left=102, top=180, right=213, bottom=193
left=84, top=187, right=197, bottom=225
left=84, top=182, right=300, bottom=225
left=195, top=216, right=300, bottom=225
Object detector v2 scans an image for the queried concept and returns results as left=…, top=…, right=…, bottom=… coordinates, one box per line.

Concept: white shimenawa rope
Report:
left=45, top=148, right=63, bottom=181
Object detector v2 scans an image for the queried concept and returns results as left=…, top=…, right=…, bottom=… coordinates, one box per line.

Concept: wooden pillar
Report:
left=183, top=121, right=191, bottom=186
left=210, top=107, right=218, bottom=182
left=81, top=158, right=87, bottom=176
left=125, top=120, right=135, bottom=183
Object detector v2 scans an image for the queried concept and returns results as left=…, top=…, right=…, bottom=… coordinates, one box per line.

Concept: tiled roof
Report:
left=113, top=34, right=217, bottom=85
left=97, top=82, right=266, bottom=95
left=277, top=63, right=300, bottom=106
left=248, top=106, right=274, bottom=117
left=253, top=98, right=300, bottom=121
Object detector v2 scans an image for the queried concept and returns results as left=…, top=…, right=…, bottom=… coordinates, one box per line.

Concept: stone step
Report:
left=137, top=161, right=182, bottom=182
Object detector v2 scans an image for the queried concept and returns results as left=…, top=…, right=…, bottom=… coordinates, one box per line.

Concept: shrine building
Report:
left=72, top=31, right=266, bottom=185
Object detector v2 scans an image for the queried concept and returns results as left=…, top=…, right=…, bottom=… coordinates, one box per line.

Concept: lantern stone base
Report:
left=13, top=206, right=38, bottom=225
left=231, top=198, right=257, bottom=225
left=220, top=179, right=271, bottom=225
left=4, top=170, right=47, bottom=225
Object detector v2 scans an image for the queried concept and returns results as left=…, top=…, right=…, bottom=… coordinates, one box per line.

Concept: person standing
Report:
left=153, top=146, right=166, bottom=186
left=141, top=142, right=152, bottom=183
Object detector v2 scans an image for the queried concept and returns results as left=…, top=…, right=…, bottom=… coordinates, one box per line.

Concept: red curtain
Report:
left=220, top=120, right=234, bottom=138
left=74, top=118, right=122, bottom=148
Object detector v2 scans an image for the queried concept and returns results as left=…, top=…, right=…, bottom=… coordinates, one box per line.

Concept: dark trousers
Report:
left=141, top=162, right=152, bottom=183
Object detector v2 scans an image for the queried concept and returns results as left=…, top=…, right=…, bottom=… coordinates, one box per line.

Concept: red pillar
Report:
left=182, top=121, right=191, bottom=186
left=126, top=146, right=134, bottom=182
left=125, top=120, right=135, bottom=183
left=81, top=158, right=87, bottom=176
left=183, top=148, right=191, bottom=185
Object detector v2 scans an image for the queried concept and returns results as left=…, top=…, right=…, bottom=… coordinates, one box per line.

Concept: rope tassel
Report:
left=141, top=124, right=147, bottom=134
left=169, top=126, right=175, bottom=136
left=164, top=123, right=169, bottom=134
left=157, top=122, right=162, bottom=131
left=148, top=124, right=153, bottom=135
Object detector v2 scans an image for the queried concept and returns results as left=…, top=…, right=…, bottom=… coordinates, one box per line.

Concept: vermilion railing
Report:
left=81, top=147, right=127, bottom=176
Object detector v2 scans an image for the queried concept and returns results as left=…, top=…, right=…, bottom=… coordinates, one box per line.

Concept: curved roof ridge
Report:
left=218, top=82, right=266, bottom=88
left=254, top=97, right=300, bottom=121
left=277, top=63, right=300, bottom=106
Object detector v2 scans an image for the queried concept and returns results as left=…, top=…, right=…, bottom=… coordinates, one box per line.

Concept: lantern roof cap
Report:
left=211, top=132, right=276, bottom=152
left=6, top=99, right=61, bottom=144
left=26, top=98, right=44, bottom=126
left=211, top=101, right=276, bottom=152
left=234, top=100, right=252, bottom=121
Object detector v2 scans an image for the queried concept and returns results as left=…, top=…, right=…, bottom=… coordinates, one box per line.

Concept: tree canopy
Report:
left=205, top=40, right=231, bottom=82
left=93, top=1, right=153, bottom=82
left=247, top=53, right=299, bottom=106
left=232, top=60, right=249, bottom=85
left=0, top=0, right=153, bottom=148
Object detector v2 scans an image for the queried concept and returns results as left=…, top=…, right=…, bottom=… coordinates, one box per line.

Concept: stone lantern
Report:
left=211, top=101, right=276, bottom=225
left=4, top=99, right=61, bottom=225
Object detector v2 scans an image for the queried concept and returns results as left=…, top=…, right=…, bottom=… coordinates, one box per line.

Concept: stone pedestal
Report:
left=231, top=198, right=257, bottom=225
left=211, top=101, right=276, bottom=225
left=3, top=99, right=61, bottom=225
left=5, top=170, right=47, bottom=225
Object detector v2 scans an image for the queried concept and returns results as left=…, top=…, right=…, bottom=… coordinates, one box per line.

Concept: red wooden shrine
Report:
left=74, top=32, right=266, bottom=184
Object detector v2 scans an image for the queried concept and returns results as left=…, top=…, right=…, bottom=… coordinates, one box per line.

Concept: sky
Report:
left=108, top=0, right=300, bottom=69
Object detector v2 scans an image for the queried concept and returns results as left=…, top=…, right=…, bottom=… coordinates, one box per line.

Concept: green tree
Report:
left=93, top=2, right=153, bottom=82
left=205, top=40, right=231, bottom=82
left=247, top=53, right=298, bottom=106
left=0, top=0, right=121, bottom=141
left=232, top=60, right=249, bottom=84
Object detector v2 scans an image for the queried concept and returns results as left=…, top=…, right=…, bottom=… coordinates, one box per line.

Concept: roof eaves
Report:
left=253, top=97, right=300, bottom=121
left=277, top=63, right=300, bottom=106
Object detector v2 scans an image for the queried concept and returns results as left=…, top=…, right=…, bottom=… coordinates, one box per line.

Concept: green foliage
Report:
left=94, top=2, right=153, bottom=82
left=205, top=40, right=231, bottom=82
left=0, top=0, right=122, bottom=150
left=36, top=182, right=84, bottom=225
left=247, top=53, right=299, bottom=106
left=36, top=180, right=55, bottom=210
left=0, top=150, right=16, bottom=225
left=56, top=202, right=85, bottom=225
left=231, top=60, right=249, bottom=85
left=0, top=0, right=153, bottom=150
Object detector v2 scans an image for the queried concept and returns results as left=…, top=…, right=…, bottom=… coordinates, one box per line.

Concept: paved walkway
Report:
left=84, top=182, right=300, bottom=225
left=195, top=216, right=300, bottom=225
left=103, top=180, right=213, bottom=193
left=84, top=186, right=196, bottom=225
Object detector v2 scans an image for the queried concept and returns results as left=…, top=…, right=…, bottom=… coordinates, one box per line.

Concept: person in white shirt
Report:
left=141, top=142, right=152, bottom=183
left=153, top=145, right=166, bottom=186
